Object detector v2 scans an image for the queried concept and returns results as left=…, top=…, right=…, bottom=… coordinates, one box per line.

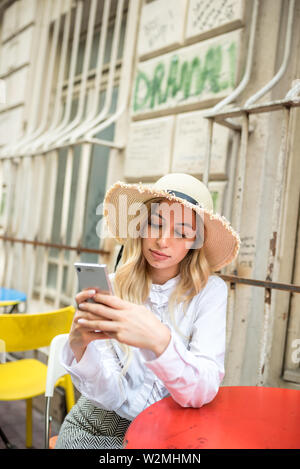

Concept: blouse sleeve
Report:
left=60, top=338, right=129, bottom=411
left=144, top=276, right=228, bottom=408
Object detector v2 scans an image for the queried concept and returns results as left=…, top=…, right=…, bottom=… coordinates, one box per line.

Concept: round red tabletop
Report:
left=124, top=386, right=300, bottom=449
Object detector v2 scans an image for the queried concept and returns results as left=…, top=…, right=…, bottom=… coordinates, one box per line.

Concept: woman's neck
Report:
left=150, top=266, right=180, bottom=285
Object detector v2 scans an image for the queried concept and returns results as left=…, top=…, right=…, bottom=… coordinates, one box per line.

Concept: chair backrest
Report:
left=45, top=333, right=69, bottom=398
left=0, top=306, right=75, bottom=353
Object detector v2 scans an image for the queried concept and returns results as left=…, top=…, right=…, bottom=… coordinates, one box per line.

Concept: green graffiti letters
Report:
left=133, top=42, right=237, bottom=112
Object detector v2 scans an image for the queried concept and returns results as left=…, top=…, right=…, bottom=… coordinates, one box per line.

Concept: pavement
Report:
left=0, top=399, right=60, bottom=449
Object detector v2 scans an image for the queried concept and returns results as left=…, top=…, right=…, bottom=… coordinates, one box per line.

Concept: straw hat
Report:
left=103, top=173, right=241, bottom=271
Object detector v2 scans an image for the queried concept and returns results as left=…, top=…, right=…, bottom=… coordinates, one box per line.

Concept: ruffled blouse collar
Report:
left=148, top=273, right=181, bottom=307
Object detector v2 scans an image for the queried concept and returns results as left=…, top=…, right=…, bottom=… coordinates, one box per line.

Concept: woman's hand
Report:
left=69, top=289, right=113, bottom=362
left=76, top=293, right=171, bottom=358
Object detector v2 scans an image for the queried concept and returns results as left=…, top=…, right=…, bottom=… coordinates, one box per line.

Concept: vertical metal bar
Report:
left=40, top=151, right=58, bottom=306
left=85, top=0, right=124, bottom=134
left=86, top=0, right=138, bottom=138
left=203, top=118, right=214, bottom=186
left=22, top=156, right=35, bottom=302
left=223, top=131, right=241, bottom=221
left=3, top=160, right=17, bottom=236
left=55, top=0, right=98, bottom=145
left=224, top=131, right=241, bottom=352
left=22, top=0, right=63, bottom=152
left=0, top=159, right=3, bottom=224
left=20, top=157, right=34, bottom=293
left=26, top=156, right=46, bottom=305
left=0, top=160, right=10, bottom=236
left=257, top=106, right=291, bottom=385
left=54, top=147, right=74, bottom=308
left=232, top=113, right=249, bottom=234
left=7, top=158, right=27, bottom=290
left=31, top=2, right=73, bottom=150
left=69, top=0, right=111, bottom=141
left=0, top=159, right=6, bottom=284
left=42, top=0, right=84, bottom=150
left=224, top=113, right=249, bottom=372
left=0, top=159, right=16, bottom=286
left=10, top=160, right=23, bottom=236
left=90, top=0, right=111, bottom=116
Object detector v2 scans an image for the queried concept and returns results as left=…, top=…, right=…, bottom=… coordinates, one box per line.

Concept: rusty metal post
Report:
left=203, top=118, right=214, bottom=187
left=225, top=113, right=249, bottom=356
left=257, top=105, right=291, bottom=385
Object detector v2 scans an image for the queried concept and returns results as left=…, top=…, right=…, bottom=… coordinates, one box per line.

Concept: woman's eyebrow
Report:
left=176, top=222, right=193, bottom=229
left=152, top=212, right=193, bottom=229
left=151, top=212, right=163, bottom=220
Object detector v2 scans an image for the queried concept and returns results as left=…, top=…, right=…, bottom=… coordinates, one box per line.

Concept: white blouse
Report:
left=60, top=272, right=228, bottom=421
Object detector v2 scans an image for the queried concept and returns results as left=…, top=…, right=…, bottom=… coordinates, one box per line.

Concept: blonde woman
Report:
left=55, top=173, right=240, bottom=449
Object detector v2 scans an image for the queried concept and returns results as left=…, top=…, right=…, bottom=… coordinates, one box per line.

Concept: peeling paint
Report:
left=264, top=288, right=272, bottom=304
left=269, top=231, right=277, bottom=257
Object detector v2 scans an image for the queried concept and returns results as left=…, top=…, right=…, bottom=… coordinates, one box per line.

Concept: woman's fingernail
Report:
left=77, top=318, right=86, bottom=324
left=87, top=289, right=96, bottom=296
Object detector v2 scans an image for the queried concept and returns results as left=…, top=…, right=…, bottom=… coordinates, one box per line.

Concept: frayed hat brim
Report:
left=103, top=181, right=241, bottom=271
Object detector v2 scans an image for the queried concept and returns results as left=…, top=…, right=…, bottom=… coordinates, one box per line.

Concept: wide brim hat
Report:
left=103, top=173, right=241, bottom=271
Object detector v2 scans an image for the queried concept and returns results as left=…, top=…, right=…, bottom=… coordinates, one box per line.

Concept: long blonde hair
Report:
left=110, top=197, right=214, bottom=375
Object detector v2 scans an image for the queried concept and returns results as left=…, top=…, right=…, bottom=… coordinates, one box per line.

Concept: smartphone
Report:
left=74, top=263, right=114, bottom=301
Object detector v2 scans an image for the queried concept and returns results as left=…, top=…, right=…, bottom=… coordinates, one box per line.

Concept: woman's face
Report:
left=142, top=199, right=197, bottom=281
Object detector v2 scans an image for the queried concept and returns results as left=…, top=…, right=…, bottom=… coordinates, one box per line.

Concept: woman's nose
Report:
left=156, top=228, right=170, bottom=247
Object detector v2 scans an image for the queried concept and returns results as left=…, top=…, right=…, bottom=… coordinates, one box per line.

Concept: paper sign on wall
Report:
left=186, top=0, right=245, bottom=41
left=138, top=0, right=187, bottom=59
left=125, top=117, right=174, bottom=179
left=172, top=110, right=230, bottom=177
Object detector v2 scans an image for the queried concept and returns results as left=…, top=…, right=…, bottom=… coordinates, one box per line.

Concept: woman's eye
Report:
left=148, top=220, right=193, bottom=239
left=173, top=230, right=184, bottom=238
left=179, top=230, right=195, bottom=239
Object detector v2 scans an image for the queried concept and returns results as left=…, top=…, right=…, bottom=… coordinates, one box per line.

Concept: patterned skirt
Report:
left=55, top=396, right=132, bottom=449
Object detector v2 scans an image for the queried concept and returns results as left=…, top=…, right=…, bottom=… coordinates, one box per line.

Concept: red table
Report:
left=124, top=386, right=300, bottom=449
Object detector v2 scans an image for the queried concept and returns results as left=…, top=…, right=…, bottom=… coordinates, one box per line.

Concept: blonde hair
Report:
left=110, top=197, right=214, bottom=375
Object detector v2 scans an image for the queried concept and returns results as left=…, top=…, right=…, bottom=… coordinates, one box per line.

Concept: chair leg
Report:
left=45, top=396, right=51, bottom=449
left=64, top=374, right=75, bottom=412
left=58, top=374, right=75, bottom=413
left=26, top=398, right=33, bottom=448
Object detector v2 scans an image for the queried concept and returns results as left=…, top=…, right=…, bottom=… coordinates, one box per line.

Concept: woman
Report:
left=55, top=173, right=241, bottom=449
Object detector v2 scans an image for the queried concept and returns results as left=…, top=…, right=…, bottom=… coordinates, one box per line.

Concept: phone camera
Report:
left=77, top=267, right=81, bottom=272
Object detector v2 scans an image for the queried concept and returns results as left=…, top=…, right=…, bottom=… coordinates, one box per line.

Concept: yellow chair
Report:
left=0, top=306, right=75, bottom=448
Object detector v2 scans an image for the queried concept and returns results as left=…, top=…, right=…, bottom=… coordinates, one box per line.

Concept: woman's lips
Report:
left=150, top=249, right=170, bottom=260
